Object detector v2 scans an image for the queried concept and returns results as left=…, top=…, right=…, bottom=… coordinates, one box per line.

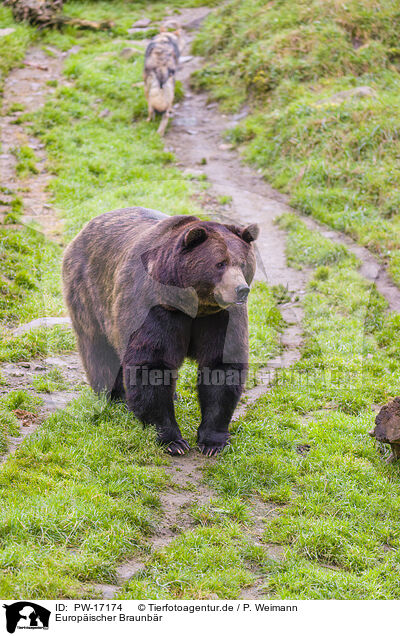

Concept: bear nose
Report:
left=236, top=284, right=250, bottom=303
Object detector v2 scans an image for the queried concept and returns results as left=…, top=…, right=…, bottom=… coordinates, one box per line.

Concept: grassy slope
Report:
left=2, top=0, right=400, bottom=601
left=192, top=0, right=400, bottom=285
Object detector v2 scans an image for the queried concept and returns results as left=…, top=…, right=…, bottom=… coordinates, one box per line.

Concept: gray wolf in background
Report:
left=143, top=24, right=183, bottom=135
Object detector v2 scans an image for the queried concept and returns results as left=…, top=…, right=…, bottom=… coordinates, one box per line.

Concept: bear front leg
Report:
left=122, top=307, right=191, bottom=455
left=197, top=364, right=246, bottom=456
left=191, top=307, right=249, bottom=456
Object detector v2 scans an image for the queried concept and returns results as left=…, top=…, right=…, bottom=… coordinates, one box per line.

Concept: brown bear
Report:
left=62, top=207, right=259, bottom=456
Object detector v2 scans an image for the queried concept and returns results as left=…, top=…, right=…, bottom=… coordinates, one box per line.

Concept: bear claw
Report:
left=166, top=439, right=190, bottom=455
left=198, top=444, right=227, bottom=457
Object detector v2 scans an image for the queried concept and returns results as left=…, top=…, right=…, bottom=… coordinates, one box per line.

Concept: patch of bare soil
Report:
left=1, top=46, right=66, bottom=238
left=0, top=352, right=85, bottom=465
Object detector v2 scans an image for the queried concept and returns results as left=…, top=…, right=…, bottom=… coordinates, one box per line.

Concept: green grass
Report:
left=248, top=281, right=282, bottom=380
left=0, top=390, right=43, bottom=454
left=0, top=326, right=76, bottom=363
left=0, top=9, right=60, bottom=336
left=0, top=6, right=34, bottom=97
left=0, top=221, right=64, bottom=328
left=121, top=525, right=257, bottom=599
left=3, top=0, right=400, bottom=601
left=0, top=392, right=171, bottom=599
left=32, top=368, right=69, bottom=393
left=12, top=145, right=39, bottom=177
left=193, top=0, right=400, bottom=286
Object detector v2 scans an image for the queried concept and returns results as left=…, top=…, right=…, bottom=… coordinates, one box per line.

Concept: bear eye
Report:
left=216, top=261, right=227, bottom=269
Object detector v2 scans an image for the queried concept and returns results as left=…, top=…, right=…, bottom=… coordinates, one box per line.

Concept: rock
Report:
left=130, top=17, right=151, bottom=29
left=44, top=356, right=68, bottom=366
left=119, top=47, right=139, bottom=60
left=182, top=168, right=204, bottom=178
left=317, top=86, right=377, bottom=105
left=41, top=391, right=80, bottom=413
left=370, top=397, right=400, bottom=462
left=0, top=28, right=15, bottom=37
left=66, top=45, right=81, bottom=56
left=232, top=108, right=249, bottom=121
left=180, top=55, right=193, bottom=64
left=99, top=108, right=111, bottom=118
left=0, top=194, right=14, bottom=205
left=218, top=143, right=233, bottom=151
left=12, top=316, right=71, bottom=337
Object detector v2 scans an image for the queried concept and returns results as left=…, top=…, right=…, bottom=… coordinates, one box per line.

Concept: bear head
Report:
left=144, top=217, right=259, bottom=315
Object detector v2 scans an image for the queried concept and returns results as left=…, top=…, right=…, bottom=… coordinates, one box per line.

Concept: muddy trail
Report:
left=1, top=4, right=400, bottom=601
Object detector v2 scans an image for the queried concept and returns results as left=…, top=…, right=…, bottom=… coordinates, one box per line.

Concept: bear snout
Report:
left=214, top=267, right=250, bottom=307
left=235, top=284, right=250, bottom=303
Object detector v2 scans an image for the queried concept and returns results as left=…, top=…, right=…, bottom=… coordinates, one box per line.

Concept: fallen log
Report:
left=2, top=0, right=114, bottom=30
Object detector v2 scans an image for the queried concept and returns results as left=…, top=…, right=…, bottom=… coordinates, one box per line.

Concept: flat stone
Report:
left=130, top=17, right=151, bottom=29
left=119, top=47, right=139, bottom=60
left=13, top=316, right=71, bottom=337
left=44, top=356, right=68, bottom=366
left=0, top=28, right=15, bottom=38
left=41, top=391, right=80, bottom=412
left=317, top=86, right=377, bottom=105
left=66, top=45, right=81, bottom=56
left=183, top=168, right=204, bottom=178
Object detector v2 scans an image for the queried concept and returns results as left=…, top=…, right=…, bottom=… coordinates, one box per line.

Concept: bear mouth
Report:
left=214, top=297, right=247, bottom=309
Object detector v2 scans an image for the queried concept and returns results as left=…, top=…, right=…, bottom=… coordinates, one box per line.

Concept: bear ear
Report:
left=225, top=223, right=259, bottom=243
left=183, top=226, right=208, bottom=249
left=241, top=224, right=259, bottom=243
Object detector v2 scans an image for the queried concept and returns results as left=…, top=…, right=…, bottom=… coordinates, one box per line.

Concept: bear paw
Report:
left=165, top=439, right=190, bottom=456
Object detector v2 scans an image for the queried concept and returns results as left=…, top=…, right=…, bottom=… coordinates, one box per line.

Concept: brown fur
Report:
left=143, top=28, right=182, bottom=135
left=62, top=207, right=259, bottom=456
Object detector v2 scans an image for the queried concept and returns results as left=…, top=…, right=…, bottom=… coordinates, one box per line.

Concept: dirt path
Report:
left=1, top=46, right=66, bottom=238
left=166, top=17, right=400, bottom=315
